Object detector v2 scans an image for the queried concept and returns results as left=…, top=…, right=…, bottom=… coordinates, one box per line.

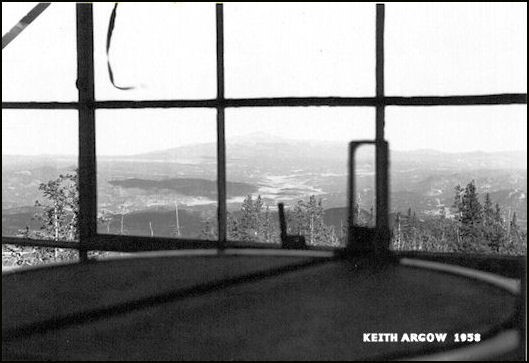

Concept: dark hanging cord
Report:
left=107, top=3, right=134, bottom=90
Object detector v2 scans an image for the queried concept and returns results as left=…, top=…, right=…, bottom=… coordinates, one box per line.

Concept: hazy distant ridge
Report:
left=118, top=137, right=527, bottom=170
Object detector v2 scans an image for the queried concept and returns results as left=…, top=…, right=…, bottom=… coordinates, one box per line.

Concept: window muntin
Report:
left=1, top=3, right=526, bottom=258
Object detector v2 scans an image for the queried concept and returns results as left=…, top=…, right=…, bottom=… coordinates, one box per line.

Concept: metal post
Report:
left=216, top=4, right=227, bottom=249
left=375, top=4, right=390, bottom=252
left=76, top=4, right=97, bottom=262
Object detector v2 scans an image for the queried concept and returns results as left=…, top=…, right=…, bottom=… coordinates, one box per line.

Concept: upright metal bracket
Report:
left=347, top=140, right=390, bottom=256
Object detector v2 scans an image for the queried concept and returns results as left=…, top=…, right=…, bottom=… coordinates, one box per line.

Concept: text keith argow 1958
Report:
left=363, top=333, right=482, bottom=343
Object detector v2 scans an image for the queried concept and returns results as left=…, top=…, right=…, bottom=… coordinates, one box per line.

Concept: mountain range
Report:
left=2, top=134, right=527, bottom=238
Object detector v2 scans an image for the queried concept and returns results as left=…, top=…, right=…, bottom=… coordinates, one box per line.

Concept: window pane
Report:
left=386, top=3, right=527, bottom=95
left=2, top=110, right=79, bottom=269
left=96, top=109, right=217, bottom=240
left=2, top=3, right=78, bottom=101
left=226, top=107, right=375, bottom=247
left=93, top=3, right=216, bottom=101
left=386, top=106, right=527, bottom=255
left=225, top=3, right=375, bottom=97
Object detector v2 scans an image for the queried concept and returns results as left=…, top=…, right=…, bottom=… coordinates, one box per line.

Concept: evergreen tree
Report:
left=227, top=211, right=241, bottom=240
left=229, top=195, right=277, bottom=243
left=494, top=203, right=503, bottom=224
left=392, top=182, right=525, bottom=255
left=454, top=181, right=486, bottom=251
left=6, top=171, right=80, bottom=266
left=33, top=172, right=79, bottom=241
left=286, top=195, right=339, bottom=247
left=499, top=209, right=526, bottom=255
left=453, top=184, right=464, bottom=222
left=482, top=193, right=500, bottom=252
left=262, top=205, right=275, bottom=243
left=483, top=193, right=494, bottom=225
left=481, top=199, right=522, bottom=254
left=460, top=181, right=482, bottom=227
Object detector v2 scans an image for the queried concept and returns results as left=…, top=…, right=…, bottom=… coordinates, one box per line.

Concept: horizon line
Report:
left=2, top=148, right=527, bottom=158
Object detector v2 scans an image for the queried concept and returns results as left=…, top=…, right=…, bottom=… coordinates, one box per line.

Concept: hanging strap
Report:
left=2, top=3, right=51, bottom=50
left=107, top=3, right=134, bottom=90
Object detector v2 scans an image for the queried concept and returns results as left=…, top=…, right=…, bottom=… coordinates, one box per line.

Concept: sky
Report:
left=2, top=2, right=527, bottom=156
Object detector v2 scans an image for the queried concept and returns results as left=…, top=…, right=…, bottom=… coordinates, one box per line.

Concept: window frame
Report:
left=2, top=3, right=527, bottom=259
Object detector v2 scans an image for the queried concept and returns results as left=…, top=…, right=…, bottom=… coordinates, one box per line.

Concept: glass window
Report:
left=2, top=3, right=78, bottom=101
left=2, top=3, right=526, bottom=259
left=225, top=3, right=375, bottom=97
left=2, top=110, right=79, bottom=268
left=96, top=109, right=217, bottom=240
left=226, top=107, right=374, bottom=247
left=386, top=3, right=527, bottom=96
left=386, top=105, right=527, bottom=255
left=93, top=3, right=217, bottom=101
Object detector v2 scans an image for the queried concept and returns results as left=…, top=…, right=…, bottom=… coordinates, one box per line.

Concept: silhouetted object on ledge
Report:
left=347, top=226, right=376, bottom=252
left=346, top=140, right=392, bottom=261
left=278, top=203, right=306, bottom=249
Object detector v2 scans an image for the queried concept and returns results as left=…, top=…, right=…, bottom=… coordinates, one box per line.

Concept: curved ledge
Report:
left=89, top=248, right=336, bottom=261
left=2, top=252, right=522, bottom=360
left=399, top=257, right=522, bottom=361
left=400, top=257, right=521, bottom=295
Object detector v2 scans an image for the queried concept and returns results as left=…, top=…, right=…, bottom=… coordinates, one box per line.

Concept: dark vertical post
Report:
left=216, top=4, right=227, bottom=249
left=278, top=203, right=287, bottom=242
left=376, top=4, right=385, bottom=127
left=517, top=262, right=526, bottom=358
left=375, top=4, right=390, bottom=252
left=76, top=4, right=97, bottom=262
left=348, top=143, right=357, bottom=228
